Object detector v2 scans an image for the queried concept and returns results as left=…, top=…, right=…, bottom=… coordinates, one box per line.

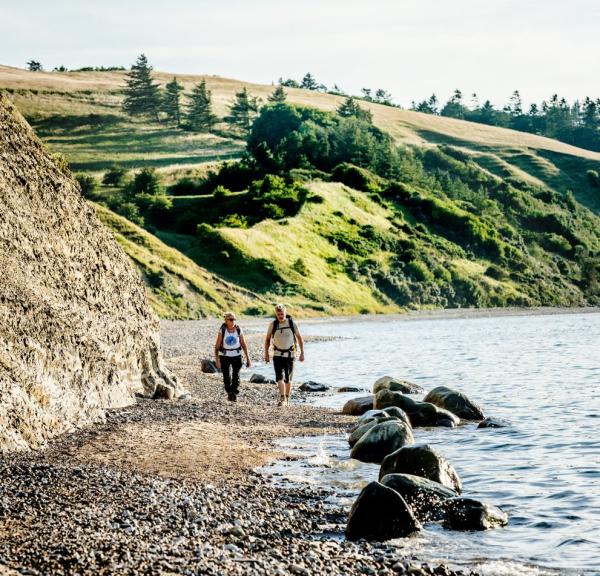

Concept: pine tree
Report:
left=162, top=77, right=184, bottom=126
left=300, top=73, right=319, bottom=91
left=185, top=80, right=217, bottom=132
left=122, top=54, right=161, bottom=119
left=268, top=85, right=287, bottom=103
left=225, top=88, right=259, bottom=135
left=337, top=96, right=372, bottom=122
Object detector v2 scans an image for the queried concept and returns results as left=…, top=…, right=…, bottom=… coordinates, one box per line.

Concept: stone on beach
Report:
left=423, top=386, right=484, bottom=421
left=201, top=359, right=220, bottom=374
left=379, top=444, right=462, bottom=493
left=348, top=417, right=398, bottom=447
left=351, top=421, right=414, bottom=464
left=345, top=481, right=421, bottom=541
left=380, top=473, right=458, bottom=522
left=374, top=390, right=460, bottom=427
left=443, top=497, right=508, bottom=530
left=373, top=376, right=423, bottom=395
left=342, top=395, right=374, bottom=416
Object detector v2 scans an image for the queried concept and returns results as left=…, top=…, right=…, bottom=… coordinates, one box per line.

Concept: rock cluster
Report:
left=345, top=379, right=507, bottom=539
left=0, top=94, right=177, bottom=452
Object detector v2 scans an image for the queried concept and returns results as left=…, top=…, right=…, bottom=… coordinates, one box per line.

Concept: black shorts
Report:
left=273, top=355, right=294, bottom=383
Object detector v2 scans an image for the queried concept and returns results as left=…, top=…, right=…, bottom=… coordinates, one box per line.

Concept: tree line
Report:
left=121, top=54, right=264, bottom=136
left=411, top=89, right=600, bottom=152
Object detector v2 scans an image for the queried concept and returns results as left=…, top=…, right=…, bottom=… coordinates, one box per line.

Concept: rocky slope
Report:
left=0, top=94, right=178, bottom=452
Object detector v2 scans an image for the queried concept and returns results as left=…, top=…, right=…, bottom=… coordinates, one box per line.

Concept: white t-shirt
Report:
left=270, top=318, right=297, bottom=357
left=220, top=325, right=243, bottom=357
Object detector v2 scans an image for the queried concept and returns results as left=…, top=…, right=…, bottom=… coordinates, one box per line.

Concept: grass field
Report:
left=2, top=64, right=599, bottom=318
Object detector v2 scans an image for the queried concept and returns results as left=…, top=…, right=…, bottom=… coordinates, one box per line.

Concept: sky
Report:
left=1, top=0, right=598, bottom=108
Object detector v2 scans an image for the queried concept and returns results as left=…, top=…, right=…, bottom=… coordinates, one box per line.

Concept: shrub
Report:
left=75, top=173, right=97, bottom=198
left=485, top=264, right=507, bottom=280
left=586, top=169, right=600, bottom=188
left=291, top=257, right=310, bottom=276
left=169, top=177, right=200, bottom=196
left=213, top=185, right=231, bottom=198
left=126, top=167, right=161, bottom=197
left=102, top=167, right=126, bottom=187
left=405, top=260, right=434, bottom=282
left=331, top=163, right=382, bottom=193
left=218, top=213, right=248, bottom=228
left=115, top=202, right=144, bottom=226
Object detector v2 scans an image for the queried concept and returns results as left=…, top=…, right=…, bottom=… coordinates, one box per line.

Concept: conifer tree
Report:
left=162, top=77, right=184, bottom=126
left=122, top=54, right=161, bottom=120
left=268, top=85, right=287, bottom=103
left=300, top=73, right=319, bottom=91
left=185, top=80, right=217, bottom=132
left=337, top=96, right=372, bottom=122
left=225, top=88, right=259, bottom=135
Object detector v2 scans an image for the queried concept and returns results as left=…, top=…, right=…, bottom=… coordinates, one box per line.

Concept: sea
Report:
left=248, top=310, right=600, bottom=576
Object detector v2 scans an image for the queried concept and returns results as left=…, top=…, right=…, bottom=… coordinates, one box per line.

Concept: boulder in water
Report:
left=0, top=95, right=178, bottom=452
left=348, top=416, right=398, bottom=447
left=444, top=497, right=508, bottom=530
left=477, top=417, right=508, bottom=429
left=375, top=390, right=459, bottom=427
left=373, top=376, right=423, bottom=395
left=351, top=420, right=414, bottom=464
left=380, top=473, right=457, bottom=521
left=423, top=386, right=484, bottom=420
left=342, top=395, right=374, bottom=416
left=299, top=380, right=329, bottom=392
left=379, top=444, right=462, bottom=493
left=346, top=481, right=421, bottom=541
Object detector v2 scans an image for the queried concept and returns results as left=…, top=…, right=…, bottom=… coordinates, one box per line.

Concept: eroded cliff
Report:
left=0, top=93, right=178, bottom=452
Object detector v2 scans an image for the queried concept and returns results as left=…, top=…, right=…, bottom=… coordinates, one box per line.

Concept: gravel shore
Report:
left=0, top=320, right=475, bottom=576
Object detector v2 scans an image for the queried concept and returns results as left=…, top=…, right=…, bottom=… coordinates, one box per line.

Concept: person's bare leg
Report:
left=285, top=381, right=292, bottom=405
left=278, top=380, right=285, bottom=405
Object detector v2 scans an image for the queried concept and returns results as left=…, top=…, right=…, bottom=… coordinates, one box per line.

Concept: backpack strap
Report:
left=219, top=323, right=242, bottom=354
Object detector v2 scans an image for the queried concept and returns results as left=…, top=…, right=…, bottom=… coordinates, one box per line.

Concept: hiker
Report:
left=214, top=312, right=251, bottom=402
left=264, top=303, right=304, bottom=406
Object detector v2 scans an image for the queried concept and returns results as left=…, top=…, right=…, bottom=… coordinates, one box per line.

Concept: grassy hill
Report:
left=2, top=64, right=599, bottom=317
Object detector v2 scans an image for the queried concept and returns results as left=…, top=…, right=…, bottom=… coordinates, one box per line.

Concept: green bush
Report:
left=292, top=257, right=310, bottom=276
left=586, top=169, right=600, bottom=188
left=405, top=260, right=434, bottom=282
left=213, top=185, right=231, bottom=198
left=331, top=163, right=382, bottom=193
left=485, top=264, right=507, bottom=280
left=102, top=167, right=126, bottom=187
left=75, top=173, right=97, bottom=198
left=169, top=177, right=201, bottom=196
left=125, top=167, right=161, bottom=197
left=218, top=213, right=248, bottom=228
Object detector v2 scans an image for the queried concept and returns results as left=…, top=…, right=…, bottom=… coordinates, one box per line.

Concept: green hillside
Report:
left=2, top=64, right=599, bottom=317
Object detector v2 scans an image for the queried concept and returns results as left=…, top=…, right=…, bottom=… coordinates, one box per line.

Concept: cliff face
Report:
left=0, top=94, right=178, bottom=452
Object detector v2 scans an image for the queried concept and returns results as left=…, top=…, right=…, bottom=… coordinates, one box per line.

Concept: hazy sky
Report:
left=1, top=0, right=598, bottom=107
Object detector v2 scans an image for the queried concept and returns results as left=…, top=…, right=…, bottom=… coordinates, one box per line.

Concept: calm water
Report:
left=251, top=311, right=600, bottom=576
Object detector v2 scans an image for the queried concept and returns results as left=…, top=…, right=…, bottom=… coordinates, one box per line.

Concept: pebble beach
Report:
left=0, top=320, right=474, bottom=576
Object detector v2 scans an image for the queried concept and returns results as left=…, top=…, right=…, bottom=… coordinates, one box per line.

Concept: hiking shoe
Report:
left=227, top=393, right=235, bottom=402
left=231, top=394, right=237, bottom=402
left=277, top=397, right=284, bottom=407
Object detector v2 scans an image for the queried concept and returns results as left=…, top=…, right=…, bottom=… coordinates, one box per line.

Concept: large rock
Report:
left=342, top=395, right=374, bottom=416
left=356, top=407, right=412, bottom=430
left=299, top=380, right=329, bottom=392
left=477, top=417, right=508, bottom=429
left=373, top=376, right=423, bottom=395
left=201, top=359, right=220, bottom=374
left=346, top=481, right=421, bottom=541
left=444, top=498, right=508, bottom=530
left=351, top=420, right=414, bottom=464
left=423, top=386, right=484, bottom=420
left=380, top=473, right=457, bottom=521
left=375, top=390, right=459, bottom=427
left=348, top=416, right=398, bottom=448
left=0, top=94, right=178, bottom=452
left=379, top=445, right=462, bottom=493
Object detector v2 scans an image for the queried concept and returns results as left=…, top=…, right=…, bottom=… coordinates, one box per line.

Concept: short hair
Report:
left=223, top=311, right=236, bottom=320
left=275, top=303, right=286, bottom=312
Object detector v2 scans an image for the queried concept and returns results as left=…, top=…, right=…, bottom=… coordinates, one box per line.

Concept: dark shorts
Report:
left=273, top=355, right=294, bottom=383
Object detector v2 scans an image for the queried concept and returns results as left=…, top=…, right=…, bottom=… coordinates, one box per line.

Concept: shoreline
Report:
left=0, top=333, right=471, bottom=575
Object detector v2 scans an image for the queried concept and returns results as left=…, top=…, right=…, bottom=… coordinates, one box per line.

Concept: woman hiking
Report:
left=214, top=312, right=251, bottom=402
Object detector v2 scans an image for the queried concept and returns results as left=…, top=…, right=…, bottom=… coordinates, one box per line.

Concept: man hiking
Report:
left=214, top=311, right=251, bottom=402
left=264, top=304, right=304, bottom=407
